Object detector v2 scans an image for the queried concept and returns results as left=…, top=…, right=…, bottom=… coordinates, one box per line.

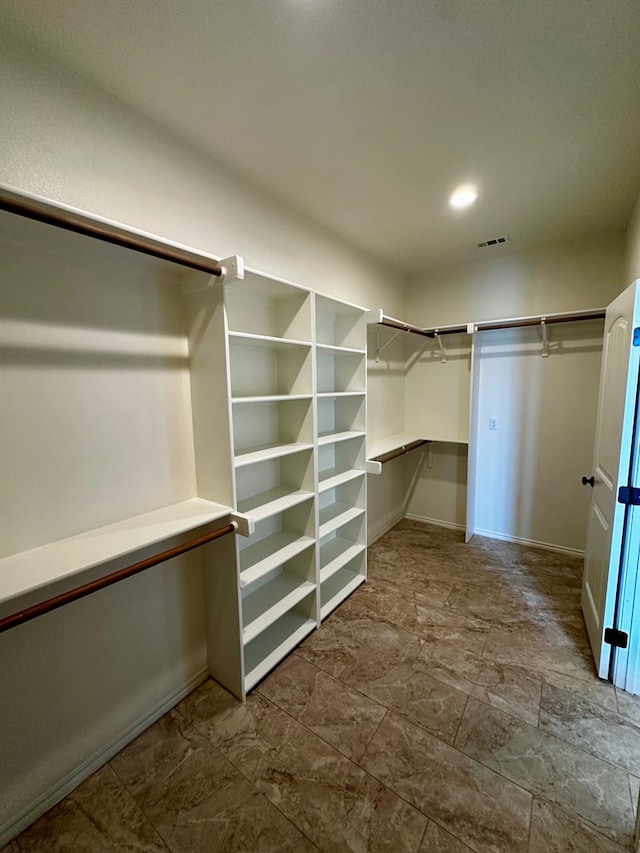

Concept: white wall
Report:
left=0, top=29, right=404, bottom=844
left=627, top=194, right=640, bottom=283
left=406, top=231, right=626, bottom=328
left=472, top=321, right=603, bottom=552
left=404, top=234, right=625, bottom=545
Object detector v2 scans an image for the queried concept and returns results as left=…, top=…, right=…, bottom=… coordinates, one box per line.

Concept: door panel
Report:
left=582, top=282, right=640, bottom=678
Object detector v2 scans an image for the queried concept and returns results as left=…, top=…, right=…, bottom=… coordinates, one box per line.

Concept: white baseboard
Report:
left=0, top=667, right=209, bottom=848
left=403, top=514, right=466, bottom=533
left=471, top=526, right=585, bottom=558
left=367, top=512, right=405, bottom=546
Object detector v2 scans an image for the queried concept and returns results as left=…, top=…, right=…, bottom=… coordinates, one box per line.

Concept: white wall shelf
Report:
left=0, top=498, right=234, bottom=620
left=318, top=504, right=365, bottom=538
left=317, top=430, right=366, bottom=446
left=237, top=488, right=314, bottom=523
left=319, top=539, right=365, bottom=582
left=317, top=391, right=366, bottom=399
left=239, top=532, right=315, bottom=584
left=234, top=441, right=314, bottom=467
left=316, top=343, right=366, bottom=356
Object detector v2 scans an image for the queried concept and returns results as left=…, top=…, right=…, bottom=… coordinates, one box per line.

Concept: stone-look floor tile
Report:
left=528, top=798, right=628, bottom=852
left=0, top=842, right=20, bottom=853
left=366, top=559, right=455, bottom=603
left=110, top=708, right=311, bottom=853
left=258, top=655, right=386, bottom=761
left=543, top=668, right=618, bottom=713
left=360, top=712, right=532, bottom=853
left=482, top=625, right=597, bottom=683
left=616, top=687, right=640, bottom=725
left=331, top=582, right=409, bottom=622
left=455, top=697, right=635, bottom=846
left=183, top=688, right=301, bottom=784
left=343, top=656, right=468, bottom=744
left=16, top=764, right=168, bottom=852
left=540, top=680, right=640, bottom=773
left=419, top=821, right=474, bottom=851
left=418, top=635, right=542, bottom=726
left=388, top=596, right=491, bottom=655
left=297, top=616, right=422, bottom=680
left=255, top=722, right=428, bottom=852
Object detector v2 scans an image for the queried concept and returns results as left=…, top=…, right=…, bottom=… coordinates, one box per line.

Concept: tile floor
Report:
left=5, top=520, right=640, bottom=852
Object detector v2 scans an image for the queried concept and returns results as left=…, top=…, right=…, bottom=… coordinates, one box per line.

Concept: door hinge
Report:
left=604, top=627, right=629, bottom=649
left=633, top=327, right=640, bottom=346
left=618, top=486, right=640, bottom=505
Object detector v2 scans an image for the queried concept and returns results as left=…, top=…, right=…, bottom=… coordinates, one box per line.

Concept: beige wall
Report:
left=404, top=233, right=626, bottom=547
left=627, top=194, right=640, bottom=283
left=0, top=30, right=405, bottom=844
left=406, top=231, right=626, bottom=329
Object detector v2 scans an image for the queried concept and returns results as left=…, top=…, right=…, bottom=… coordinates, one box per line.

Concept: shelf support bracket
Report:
left=435, top=332, right=447, bottom=364
left=375, top=330, right=401, bottom=363
left=541, top=319, right=549, bottom=358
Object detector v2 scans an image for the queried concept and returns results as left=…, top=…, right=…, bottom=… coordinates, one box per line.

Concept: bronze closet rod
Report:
left=372, top=439, right=431, bottom=465
left=0, top=522, right=237, bottom=635
left=0, top=183, right=223, bottom=277
left=475, top=310, right=606, bottom=332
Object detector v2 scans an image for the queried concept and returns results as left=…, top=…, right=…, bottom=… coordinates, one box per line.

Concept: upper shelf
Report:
left=0, top=498, right=235, bottom=618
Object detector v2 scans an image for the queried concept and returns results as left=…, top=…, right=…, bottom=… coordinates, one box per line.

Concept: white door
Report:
left=582, top=280, right=640, bottom=678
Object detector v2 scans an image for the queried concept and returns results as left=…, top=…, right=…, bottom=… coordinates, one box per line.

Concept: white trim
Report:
left=367, top=512, right=405, bottom=545
left=404, top=514, right=466, bottom=533
left=0, top=667, right=209, bottom=848
left=471, top=526, right=584, bottom=558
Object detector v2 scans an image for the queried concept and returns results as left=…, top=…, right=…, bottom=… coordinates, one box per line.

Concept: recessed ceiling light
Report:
left=449, top=185, right=478, bottom=210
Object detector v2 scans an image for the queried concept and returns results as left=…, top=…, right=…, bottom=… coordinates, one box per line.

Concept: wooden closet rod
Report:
left=372, top=439, right=431, bottom=464
left=0, top=522, right=237, bottom=635
left=0, top=183, right=223, bottom=277
left=475, top=309, right=606, bottom=332
left=379, top=315, right=434, bottom=338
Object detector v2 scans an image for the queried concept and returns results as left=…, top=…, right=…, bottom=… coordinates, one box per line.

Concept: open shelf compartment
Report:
left=225, top=272, right=311, bottom=342
left=316, top=349, right=365, bottom=394
left=233, top=397, right=314, bottom=465
left=320, top=551, right=366, bottom=620
left=236, top=450, right=315, bottom=523
left=243, top=602, right=317, bottom=692
left=317, top=393, right=365, bottom=440
left=315, top=294, right=366, bottom=350
left=242, top=548, right=316, bottom=643
left=229, top=337, right=312, bottom=398
left=318, top=437, right=365, bottom=492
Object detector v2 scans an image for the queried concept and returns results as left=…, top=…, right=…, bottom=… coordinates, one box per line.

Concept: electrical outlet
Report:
left=489, top=417, right=498, bottom=430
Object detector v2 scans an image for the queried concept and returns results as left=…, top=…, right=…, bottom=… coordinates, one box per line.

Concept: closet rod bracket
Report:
left=375, top=330, right=402, bottom=363
left=218, top=254, right=245, bottom=284
left=181, top=254, right=245, bottom=293
left=541, top=318, right=549, bottom=358
left=434, top=332, right=447, bottom=364
left=230, top=512, right=255, bottom=537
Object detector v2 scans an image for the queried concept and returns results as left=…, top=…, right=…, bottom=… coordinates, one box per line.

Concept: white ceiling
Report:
left=1, top=0, right=640, bottom=274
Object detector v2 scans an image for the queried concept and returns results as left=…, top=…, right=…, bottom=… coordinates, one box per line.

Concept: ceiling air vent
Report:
left=477, top=235, right=509, bottom=249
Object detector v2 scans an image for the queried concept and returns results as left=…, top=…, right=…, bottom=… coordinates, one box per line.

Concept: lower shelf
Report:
left=244, top=611, right=317, bottom=692
left=242, top=578, right=315, bottom=645
left=320, top=567, right=365, bottom=620
left=319, top=539, right=365, bottom=583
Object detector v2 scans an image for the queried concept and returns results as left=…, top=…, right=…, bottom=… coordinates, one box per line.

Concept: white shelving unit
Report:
left=189, top=274, right=369, bottom=699
left=315, top=295, right=367, bottom=620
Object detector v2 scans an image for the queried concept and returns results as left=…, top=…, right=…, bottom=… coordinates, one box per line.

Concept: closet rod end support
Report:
left=230, top=512, right=254, bottom=537
left=219, top=255, right=245, bottom=284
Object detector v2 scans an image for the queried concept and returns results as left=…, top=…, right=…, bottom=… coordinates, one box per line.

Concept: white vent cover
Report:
left=477, top=235, right=509, bottom=249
